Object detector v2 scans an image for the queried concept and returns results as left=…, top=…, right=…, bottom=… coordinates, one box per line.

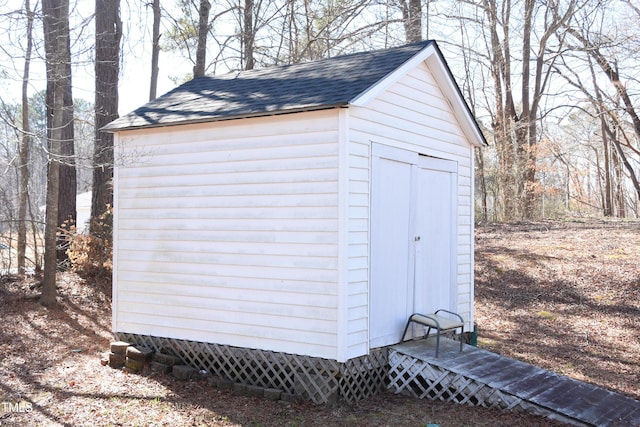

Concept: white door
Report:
left=369, top=144, right=457, bottom=348
left=412, top=165, right=457, bottom=315
left=369, top=154, right=414, bottom=348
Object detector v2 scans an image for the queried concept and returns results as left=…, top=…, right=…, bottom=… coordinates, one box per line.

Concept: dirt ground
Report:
left=0, top=219, right=638, bottom=426
left=474, top=220, right=640, bottom=401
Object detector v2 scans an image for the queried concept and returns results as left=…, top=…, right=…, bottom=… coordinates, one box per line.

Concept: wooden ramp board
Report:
left=390, top=338, right=640, bottom=427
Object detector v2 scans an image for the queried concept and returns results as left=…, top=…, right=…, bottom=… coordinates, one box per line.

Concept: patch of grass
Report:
left=536, top=310, right=557, bottom=320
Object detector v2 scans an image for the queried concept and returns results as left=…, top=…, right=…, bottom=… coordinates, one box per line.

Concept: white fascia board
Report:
left=350, top=43, right=487, bottom=148
left=425, top=48, right=487, bottom=148
left=350, top=43, right=438, bottom=108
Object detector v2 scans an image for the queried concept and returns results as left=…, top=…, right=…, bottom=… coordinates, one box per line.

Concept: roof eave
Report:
left=427, top=45, right=489, bottom=148
left=102, top=103, right=349, bottom=133
left=349, top=41, right=435, bottom=107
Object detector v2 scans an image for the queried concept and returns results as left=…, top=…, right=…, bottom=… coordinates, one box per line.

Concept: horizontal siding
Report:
left=119, top=293, right=336, bottom=322
left=123, top=132, right=338, bottom=162
left=117, top=251, right=338, bottom=270
left=118, top=167, right=337, bottom=188
left=118, top=218, right=337, bottom=232
left=118, top=239, right=337, bottom=257
left=118, top=271, right=337, bottom=294
left=118, top=193, right=337, bottom=209
left=348, top=60, right=476, bottom=349
left=118, top=181, right=336, bottom=199
left=119, top=284, right=335, bottom=308
left=114, top=110, right=341, bottom=359
left=119, top=229, right=336, bottom=244
left=116, top=316, right=336, bottom=357
left=118, top=206, right=337, bottom=221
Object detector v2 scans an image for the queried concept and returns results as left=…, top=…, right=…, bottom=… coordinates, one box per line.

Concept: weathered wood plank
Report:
left=553, top=384, right=621, bottom=423
left=582, top=390, right=640, bottom=426
left=448, top=356, right=512, bottom=380
left=500, top=370, right=560, bottom=399
left=619, top=406, right=640, bottom=427
left=484, top=361, right=541, bottom=389
left=391, top=338, right=640, bottom=427
left=528, top=379, right=590, bottom=413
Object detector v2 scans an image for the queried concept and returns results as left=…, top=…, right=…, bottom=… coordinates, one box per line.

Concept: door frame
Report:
left=369, top=143, right=458, bottom=349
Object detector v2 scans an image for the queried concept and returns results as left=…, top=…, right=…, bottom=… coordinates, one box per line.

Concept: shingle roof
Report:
left=104, top=41, right=434, bottom=131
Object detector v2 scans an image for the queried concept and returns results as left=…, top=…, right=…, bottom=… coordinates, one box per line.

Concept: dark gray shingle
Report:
left=105, top=41, right=433, bottom=131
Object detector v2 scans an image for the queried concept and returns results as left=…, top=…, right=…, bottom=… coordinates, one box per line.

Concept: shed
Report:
left=104, top=40, right=487, bottom=402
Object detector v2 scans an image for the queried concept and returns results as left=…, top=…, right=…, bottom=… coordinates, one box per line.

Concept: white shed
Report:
left=105, top=40, right=486, bottom=402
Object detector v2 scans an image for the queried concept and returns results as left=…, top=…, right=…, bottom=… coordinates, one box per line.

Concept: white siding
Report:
left=348, top=60, right=476, bottom=355
left=113, top=110, right=341, bottom=359
left=113, top=55, right=479, bottom=363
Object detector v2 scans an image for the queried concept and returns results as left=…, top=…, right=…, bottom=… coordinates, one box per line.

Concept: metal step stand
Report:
left=399, top=310, right=464, bottom=358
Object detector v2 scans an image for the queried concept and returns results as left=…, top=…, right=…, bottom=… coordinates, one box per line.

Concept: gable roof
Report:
left=104, top=41, right=487, bottom=147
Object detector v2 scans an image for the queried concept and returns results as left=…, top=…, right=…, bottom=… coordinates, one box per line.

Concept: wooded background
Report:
left=1, top=0, right=639, bottom=301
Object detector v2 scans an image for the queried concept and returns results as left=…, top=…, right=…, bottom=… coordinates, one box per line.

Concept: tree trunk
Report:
left=193, top=0, right=210, bottom=77
left=401, top=0, right=422, bottom=43
left=602, top=128, right=612, bottom=216
left=42, top=130, right=61, bottom=305
left=475, top=148, right=488, bottom=222
left=479, top=0, right=576, bottom=220
left=92, top=0, right=122, bottom=228
left=519, top=0, right=534, bottom=218
left=565, top=26, right=640, bottom=204
left=149, top=0, right=160, bottom=101
left=17, top=0, right=34, bottom=275
left=287, top=0, right=298, bottom=62
left=612, top=140, right=626, bottom=217
left=57, top=16, right=76, bottom=247
left=43, top=0, right=76, bottom=264
left=243, top=0, right=255, bottom=70
left=483, top=0, right=517, bottom=220
left=42, top=0, right=72, bottom=306
left=609, top=126, right=640, bottom=206
left=28, top=200, right=41, bottom=273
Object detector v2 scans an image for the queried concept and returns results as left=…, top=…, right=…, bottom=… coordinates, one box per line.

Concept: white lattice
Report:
left=340, top=349, right=388, bottom=403
left=389, top=350, right=568, bottom=417
left=116, top=333, right=388, bottom=404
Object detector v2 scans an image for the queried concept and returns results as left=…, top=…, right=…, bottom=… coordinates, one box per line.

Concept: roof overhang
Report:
left=102, top=103, right=349, bottom=133
left=105, top=41, right=487, bottom=148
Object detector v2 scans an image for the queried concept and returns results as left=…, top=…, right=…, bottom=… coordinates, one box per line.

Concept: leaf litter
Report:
left=1, top=219, right=638, bottom=425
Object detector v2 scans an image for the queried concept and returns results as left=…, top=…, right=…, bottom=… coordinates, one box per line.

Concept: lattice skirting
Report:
left=115, top=333, right=388, bottom=404
left=387, top=350, right=573, bottom=422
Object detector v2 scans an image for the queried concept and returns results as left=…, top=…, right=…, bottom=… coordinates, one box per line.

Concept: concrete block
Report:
left=110, top=341, right=130, bottom=355
left=233, top=383, right=247, bottom=396
left=264, top=388, right=282, bottom=401
left=126, top=346, right=153, bottom=362
left=150, top=361, right=172, bottom=374
left=108, top=352, right=126, bottom=368
left=217, top=378, right=234, bottom=390
left=153, top=353, right=181, bottom=366
left=207, top=376, right=220, bottom=388
left=246, top=385, right=264, bottom=397
left=172, top=365, right=197, bottom=380
left=280, top=392, right=303, bottom=403
left=125, top=357, right=145, bottom=372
